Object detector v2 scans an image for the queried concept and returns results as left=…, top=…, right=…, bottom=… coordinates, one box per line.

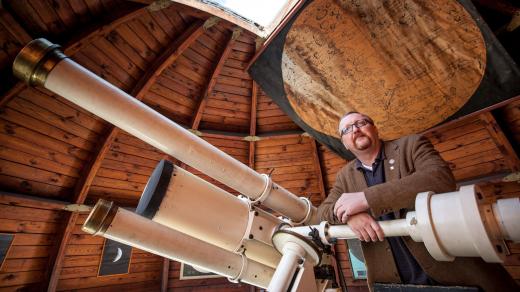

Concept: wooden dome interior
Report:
left=0, top=0, right=519, bottom=291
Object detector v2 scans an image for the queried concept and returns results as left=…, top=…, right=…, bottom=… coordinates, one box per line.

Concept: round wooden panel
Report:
left=282, top=0, right=486, bottom=140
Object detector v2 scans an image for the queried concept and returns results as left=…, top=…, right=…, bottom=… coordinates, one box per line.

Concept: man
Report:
left=316, top=112, right=517, bottom=291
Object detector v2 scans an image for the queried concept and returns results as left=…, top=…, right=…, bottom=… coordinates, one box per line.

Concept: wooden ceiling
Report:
left=0, top=0, right=519, bottom=291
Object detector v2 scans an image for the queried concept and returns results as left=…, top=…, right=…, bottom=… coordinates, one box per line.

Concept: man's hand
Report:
left=347, top=213, right=384, bottom=242
left=333, top=192, right=369, bottom=223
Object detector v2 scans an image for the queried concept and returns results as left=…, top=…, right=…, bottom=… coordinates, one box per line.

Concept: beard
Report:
left=352, top=134, right=373, bottom=150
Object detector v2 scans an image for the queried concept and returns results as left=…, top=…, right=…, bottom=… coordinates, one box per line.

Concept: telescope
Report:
left=12, top=39, right=520, bottom=291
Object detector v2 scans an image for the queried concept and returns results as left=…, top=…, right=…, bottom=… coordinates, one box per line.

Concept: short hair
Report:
left=339, top=111, right=374, bottom=124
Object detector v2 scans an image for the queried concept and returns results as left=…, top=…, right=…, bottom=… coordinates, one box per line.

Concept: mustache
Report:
left=352, top=133, right=367, bottom=140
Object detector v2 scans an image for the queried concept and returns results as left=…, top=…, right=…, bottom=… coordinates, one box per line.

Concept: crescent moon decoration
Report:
left=113, top=247, right=123, bottom=263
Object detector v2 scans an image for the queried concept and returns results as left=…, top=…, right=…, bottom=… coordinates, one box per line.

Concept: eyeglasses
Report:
left=340, top=119, right=373, bottom=136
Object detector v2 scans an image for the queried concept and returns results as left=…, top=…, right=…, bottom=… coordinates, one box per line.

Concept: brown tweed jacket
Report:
left=316, top=134, right=518, bottom=291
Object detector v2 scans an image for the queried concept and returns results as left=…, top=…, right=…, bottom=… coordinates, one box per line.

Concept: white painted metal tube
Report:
left=43, top=57, right=311, bottom=223
left=136, top=160, right=282, bottom=268
left=288, top=219, right=410, bottom=243
left=328, top=219, right=410, bottom=239
left=84, top=202, right=274, bottom=288
left=493, top=197, right=520, bottom=242
left=267, top=242, right=305, bottom=292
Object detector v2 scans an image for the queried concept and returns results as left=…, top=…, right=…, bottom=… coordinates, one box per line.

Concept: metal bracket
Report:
left=63, top=204, right=92, bottom=212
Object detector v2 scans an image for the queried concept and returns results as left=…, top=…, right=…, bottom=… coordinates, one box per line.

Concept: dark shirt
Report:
left=355, top=147, right=435, bottom=285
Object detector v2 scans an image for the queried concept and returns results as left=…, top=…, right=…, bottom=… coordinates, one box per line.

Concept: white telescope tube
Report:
left=12, top=38, right=314, bottom=224
left=136, top=160, right=282, bottom=268
left=289, top=219, right=410, bottom=242
left=82, top=200, right=274, bottom=288
left=287, top=186, right=520, bottom=264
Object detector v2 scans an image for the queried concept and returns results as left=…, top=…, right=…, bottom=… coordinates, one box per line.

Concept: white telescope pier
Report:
left=12, top=38, right=520, bottom=292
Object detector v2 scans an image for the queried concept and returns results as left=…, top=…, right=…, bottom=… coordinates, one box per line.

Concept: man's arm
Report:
left=364, top=135, right=456, bottom=217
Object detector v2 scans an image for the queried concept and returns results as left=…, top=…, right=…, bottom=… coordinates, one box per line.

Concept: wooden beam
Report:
left=0, top=191, right=68, bottom=210
left=161, top=258, right=170, bottom=292
left=0, top=4, right=145, bottom=107
left=44, top=18, right=209, bottom=291
left=63, top=5, right=147, bottom=55
left=0, top=82, right=27, bottom=108
left=45, top=127, right=117, bottom=291
left=310, top=139, right=327, bottom=201
left=422, top=95, right=520, bottom=135
left=134, top=19, right=208, bottom=100
left=249, top=81, right=258, bottom=169
left=188, top=129, right=306, bottom=141
left=479, top=111, right=520, bottom=172
left=0, top=8, right=32, bottom=43
left=190, top=27, right=242, bottom=129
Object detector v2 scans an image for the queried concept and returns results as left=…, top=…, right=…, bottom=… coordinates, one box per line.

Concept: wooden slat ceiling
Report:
left=0, top=0, right=519, bottom=291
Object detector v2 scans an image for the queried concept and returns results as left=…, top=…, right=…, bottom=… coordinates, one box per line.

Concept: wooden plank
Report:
left=96, top=168, right=149, bottom=184
left=211, top=91, right=251, bottom=105
left=452, top=160, right=508, bottom=180
left=192, top=29, right=240, bottom=129
left=17, top=88, right=106, bottom=134
left=149, top=83, right=196, bottom=108
left=0, top=144, right=80, bottom=178
left=1, top=107, right=95, bottom=151
left=479, top=112, right=520, bottom=171
left=94, top=38, right=143, bottom=81
left=213, top=83, right=251, bottom=97
left=161, top=258, right=170, bottom=292
left=439, top=138, right=497, bottom=161
left=81, top=44, right=137, bottom=88
left=64, top=5, right=147, bottom=56
left=0, top=270, right=45, bottom=287
left=0, top=160, right=76, bottom=188
left=100, top=158, right=154, bottom=176
left=0, top=191, right=67, bottom=210
left=6, top=245, right=51, bottom=259
left=310, top=139, right=326, bottom=201
left=69, top=55, right=125, bottom=90
left=134, top=19, right=206, bottom=100
left=0, top=218, right=59, bottom=234
left=92, top=176, right=145, bottom=192
left=12, top=234, right=56, bottom=246
left=62, top=254, right=100, bottom=268
left=0, top=119, right=89, bottom=162
left=1, top=257, right=48, bottom=273
left=126, top=16, right=163, bottom=54
left=106, top=150, right=158, bottom=168
left=56, top=271, right=161, bottom=290
left=0, top=205, right=63, bottom=222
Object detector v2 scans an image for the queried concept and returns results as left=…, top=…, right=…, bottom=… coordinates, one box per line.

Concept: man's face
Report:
left=339, top=113, right=379, bottom=152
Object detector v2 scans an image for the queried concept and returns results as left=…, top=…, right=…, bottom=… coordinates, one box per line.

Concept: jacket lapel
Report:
left=383, top=140, right=400, bottom=182
left=383, top=141, right=404, bottom=218
left=347, top=164, right=368, bottom=192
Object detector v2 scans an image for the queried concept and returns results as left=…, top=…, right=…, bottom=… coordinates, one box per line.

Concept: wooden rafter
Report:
left=133, top=19, right=208, bottom=99
left=190, top=27, right=242, bottom=129
left=44, top=17, right=210, bottom=292
left=63, top=6, right=147, bottom=56
left=161, top=258, right=170, bottom=292
left=479, top=111, right=520, bottom=172
left=249, top=81, right=258, bottom=168
left=0, top=191, right=67, bottom=210
left=310, top=139, right=326, bottom=201
left=0, top=5, right=146, bottom=107
left=0, top=8, right=32, bottom=43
